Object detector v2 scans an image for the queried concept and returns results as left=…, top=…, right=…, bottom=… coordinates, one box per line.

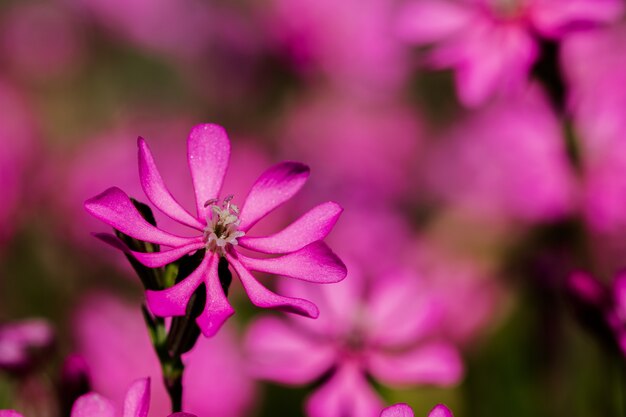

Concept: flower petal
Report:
left=122, top=378, right=150, bottom=417
left=428, top=405, right=454, bottom=417
left=138, top=137, right=204, bottom=230
left=531, top=0, right=624, bottom=38
left=95, top=233, right=204, bottom=268
left=238, top=202, right=342, bottom=254
left=145, top=257, right=208, bottom=317
left=195, top=256, right=235, bottom=337
left=237, top=242, right=346, bottom=283
left=306, top=363, right=382, bottom=417
left=85, top=187, right=193, bottom=247
left=380, top=404, right=414, bottom=417
left=244, top=316, right=336, bottom=384
left=70, top=393, right=117, bottom=417
left=396, top=0, right=474, bottom=44
left=187, top=124, right=230, bottom=218
left=169, top=414, right=198, bottom=417
left=366, top=342, right=463, bottom=387
left=238, top=162, right=310, bottom=231
left=228, top=257, right=319, bottom=318
left=0, top=411, right=25, bottom=417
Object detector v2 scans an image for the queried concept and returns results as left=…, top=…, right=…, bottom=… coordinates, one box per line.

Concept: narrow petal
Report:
left=244, top=316, right=336, bottom=384
left=138, top=137, right=204, bottom=230
left=95, top=233, right=204, bottom=268
left=531, top=0, right=624, bottom=38
left=169, top=414, right=198, bottom=417
left=123, top=378, right=150, bottom=417
left=428, top=405, right=454, bottom=417
left=366, top=342, right=463, bottom=387
left=238, top=202, right=342, bottom=254
left=187, top=124, right=230, bottom=218
left=145, top=257, right=208, bottom=317
left=380, top=404, right=414, bottom=417
left=195, top=256, right=235, bottom=337
left=85, top=187, right=193, bottom=247
left=70, top=393, right=116, bottom=417
left=237, top=242, right=346, bottom=283
left=396, top=0, right=474, bottom=44
left=0, top=411, right=25, bottom=417
left=238, top=162, right=310, bottom=231
left=306, top=363, right=383, bottom=417
left=228, top=257, right=319, bottom=318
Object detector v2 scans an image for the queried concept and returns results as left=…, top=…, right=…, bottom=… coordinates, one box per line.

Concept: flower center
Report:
left=202, top=195, right=245, bottom=254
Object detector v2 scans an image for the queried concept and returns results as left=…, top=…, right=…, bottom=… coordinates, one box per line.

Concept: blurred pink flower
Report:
left=2, top=378, right=196, bottom=417
left=85, top=123, right=346, bottom=337
left=258, top=0, right=409, bottom=96
left=561, top=25, right=626, bottom=234
left=278, top=91, right=422, bottom=200
left=0, top=2, right=85, bottom=82
left=424, top=87, right=574, bottom=224
left=397, top=0, right=623, bottom=106
left=0, top=79, right=38, bottom=245
left=381, top=403, right=453, bottom=417
left=245, top=265, right=463, bottom=417
left=0, top=319, right=54, bottom=374
left=74, top=294, right=255, bottom=417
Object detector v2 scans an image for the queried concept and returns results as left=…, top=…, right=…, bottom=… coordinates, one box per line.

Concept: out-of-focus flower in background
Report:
left=397, top=0, right=623, bottom=106
left=423, top=87, right=575, bottom=226
left=245, top=262, right=463, bottom=417
left=73, top=294, right=256, bottom=417
left=381, top=403, right=453, bottom=417
left=0, top=319, right=54, bottom=375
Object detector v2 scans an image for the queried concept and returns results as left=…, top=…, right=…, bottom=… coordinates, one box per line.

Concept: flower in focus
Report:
left=397, top=0, right=623, bottom=106
left=424, top=87, right=574, bottom=225
left=84, top=123, right=346, bottom=337
left=567, top=271, right=626, bottom=356
left=0, top=319, right=54, bottom=374
left=74, top=294, right=256, bottom=417
left=381, top=403, right=453, bottom=417
left=1, top=378, right=197, bottom=417
left=245, top=265, right=463, bottom=417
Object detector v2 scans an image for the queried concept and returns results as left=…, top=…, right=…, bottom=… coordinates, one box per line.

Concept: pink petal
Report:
left=187, top=124, right=230, bottom=218
left=168, top=414, right=198, bottom=417
left=195, top=256, right=235, bottom=337
left=238, top=202, right=342, bottom=254
left=531, top=0, right=624, bottom=38
left=95, top=233, right=204, bottom=268
left=146, top=256, right=208, bottom=317
left=428, top=405, right=454, bottom=417
left=122, top=378, right=150, bottom=417
left=237, top=242, right=346, bottom=283
left=70, top=393, right=117, bottom=417
left=380, top=403, right=414, bottom=417
left=396, top=0, right=474, bottom=44
left=228, top=257, right=319, bottom=318
left=614, top=271, right=626, bottom=320
left=367, top=342, right=463, bottom=386
left=85, top=187, right=193, bottom=247
left=0, top=412, right=24, bottom=417
left=306, top=363, right=383, bottom=417
left=138, top=137, right=204, bottom=230
left=244, top=316, right=336, bottom=384
left=238, top=161, right=310, bottom=231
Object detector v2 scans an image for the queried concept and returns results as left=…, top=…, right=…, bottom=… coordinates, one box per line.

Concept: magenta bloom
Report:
left=1, top=379, right=196, bottom=417
left=397, top=0, right=623, bottom=106
left=381, top=403, right=453, bottom=417
left=84, top=123, right=346, bottom=337
left=0, top=319, right=54, bottom=373
left=245, top=266, right=463, bottom=417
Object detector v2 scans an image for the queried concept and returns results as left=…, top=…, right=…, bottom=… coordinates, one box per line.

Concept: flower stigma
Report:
left=203, top=195, right=245, bottom=254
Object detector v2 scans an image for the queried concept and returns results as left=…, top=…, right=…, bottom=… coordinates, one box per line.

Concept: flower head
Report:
left=84, top=123, right=346, bottom=337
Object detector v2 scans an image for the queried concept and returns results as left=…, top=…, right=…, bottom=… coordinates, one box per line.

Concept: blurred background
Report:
left=1, top=0, right=626, bottom=416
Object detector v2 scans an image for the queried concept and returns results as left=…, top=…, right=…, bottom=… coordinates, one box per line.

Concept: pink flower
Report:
left=1, top=379, right=196, bottom=417
left=397, top=0, right=623, bottom=106
left=424, top=87, right=574, bottom=224
left=0, top=319, right=54, bottom=374
left=84, top=123, right=346, bottom=338
left=245, top=265, right=463, bottom=417
left=74, top=294, right=256, bottom=417
left=381, top=403, right=453, bottom=417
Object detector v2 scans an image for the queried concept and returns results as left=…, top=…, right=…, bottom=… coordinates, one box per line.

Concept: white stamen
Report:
left=203, top=195, right=245, bottom=254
